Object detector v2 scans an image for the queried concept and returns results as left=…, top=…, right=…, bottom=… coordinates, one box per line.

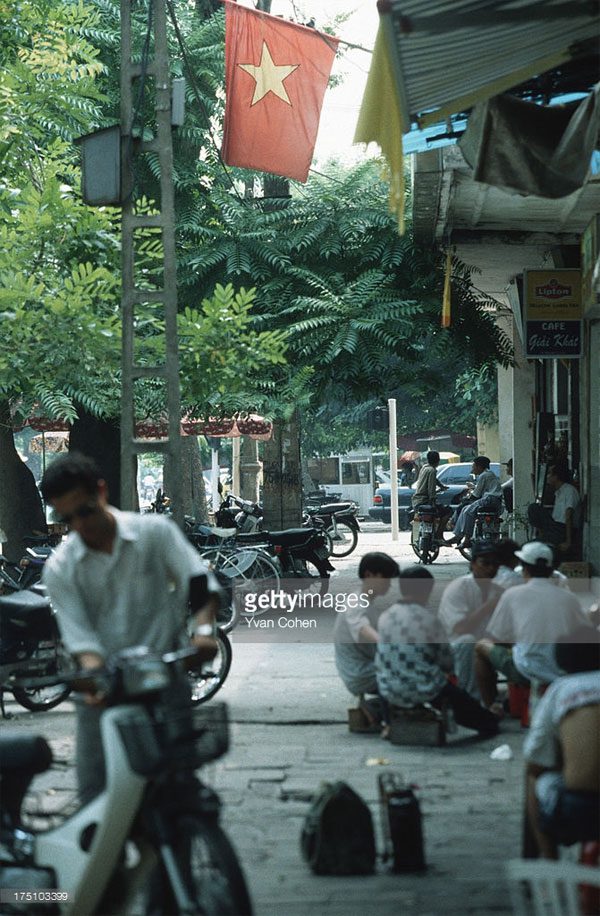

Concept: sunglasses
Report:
left=55, top=501, right=100, bottom=526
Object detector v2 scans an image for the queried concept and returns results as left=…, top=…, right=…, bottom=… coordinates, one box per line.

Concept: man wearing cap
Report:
left=446, top=456, right=502, bottom=549
left=528, top=463, right=581, bottom=557
left=438, top=541, right=503, bottom=699
left=474, top=542, right=590, bottom=712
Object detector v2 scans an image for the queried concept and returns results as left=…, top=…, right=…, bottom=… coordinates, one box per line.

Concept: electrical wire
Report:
left=165, top=0, right=248, bottom=204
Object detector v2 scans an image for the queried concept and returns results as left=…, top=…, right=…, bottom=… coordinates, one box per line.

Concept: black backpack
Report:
left=301, top=781, right=376, bottom=875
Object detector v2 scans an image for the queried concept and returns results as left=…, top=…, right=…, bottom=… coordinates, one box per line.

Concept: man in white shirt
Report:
left=523, top=629, right=600, bottom=858
left=446, top=456, right=502, bottom=549
left=493, top=538, right=569, bottom=591
left=474, top=542, right=590, bottom=711
left=438, top=541, right=503, bottom=699
left=528, top=463, right=581, bottom=556
left=41, top=452, right=220, bottom=803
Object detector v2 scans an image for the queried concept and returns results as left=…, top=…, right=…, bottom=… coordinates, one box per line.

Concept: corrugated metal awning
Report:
left=380, top=0, right=600, bottom=128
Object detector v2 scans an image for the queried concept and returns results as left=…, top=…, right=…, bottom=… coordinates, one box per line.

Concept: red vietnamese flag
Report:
left=221, top=1, right=339, bottom=182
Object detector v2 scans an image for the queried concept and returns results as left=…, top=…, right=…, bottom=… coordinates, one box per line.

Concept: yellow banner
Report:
left=524, top=269, right=582, bottom=321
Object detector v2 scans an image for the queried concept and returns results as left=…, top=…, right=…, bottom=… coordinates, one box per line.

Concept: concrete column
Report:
left=496, top=313, right=514, bottom=467
left=511, top=324, right=536, bottom=541
left=582, top=320, right=600, bottom=579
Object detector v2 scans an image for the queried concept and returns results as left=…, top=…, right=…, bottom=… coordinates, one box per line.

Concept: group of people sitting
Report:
left=333, top=541, right=599, bottom=859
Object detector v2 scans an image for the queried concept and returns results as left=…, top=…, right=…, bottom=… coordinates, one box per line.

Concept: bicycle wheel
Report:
left=188, top=631, right=232, bottom=705
left=223, top=550, right=280, bottom=618
left=326, top=520, right=358, bottom=558
left=142, top=817, right=253, bottom=916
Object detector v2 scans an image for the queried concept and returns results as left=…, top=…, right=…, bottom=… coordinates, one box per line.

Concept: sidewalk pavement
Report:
left=6, top=523, right=591, bottom=915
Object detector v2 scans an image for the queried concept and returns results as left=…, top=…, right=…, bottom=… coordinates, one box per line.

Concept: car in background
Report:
left=368, top=462, right=501, bottom=528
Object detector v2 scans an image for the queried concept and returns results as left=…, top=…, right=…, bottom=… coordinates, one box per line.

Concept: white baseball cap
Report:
left=514, top=541, right=554, bottom=568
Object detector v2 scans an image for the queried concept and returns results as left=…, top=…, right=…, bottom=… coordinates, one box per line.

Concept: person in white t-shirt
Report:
left=528, top=463, right=581, bottom=557
left=474, top=542, right=589, bottom=711
left=493, top=538, right=569, bottom=591
left=523, top=628, right=600, bottom=858
left=438, top=541, right=503, bottom=699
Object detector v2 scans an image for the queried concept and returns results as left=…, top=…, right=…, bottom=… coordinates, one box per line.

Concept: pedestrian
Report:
left=41, top=451, right=221, bottom=803
left=376, top=567, right=499, bottom=736
left=446, top=456, right=502, bottom=549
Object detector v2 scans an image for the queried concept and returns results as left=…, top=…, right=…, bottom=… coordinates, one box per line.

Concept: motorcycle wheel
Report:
left=141, top=817, right=253, bottom=916
left=326, top=521, right=358, bottom=558
left=11, top=642, right=73, bottom=712
left=12, top=681, right=72, bottom=712
left=457, top=544, right=472, bottom=561
left=188, top=631, right=232, bottom=705
left=410, top=530, right=439, bottom=565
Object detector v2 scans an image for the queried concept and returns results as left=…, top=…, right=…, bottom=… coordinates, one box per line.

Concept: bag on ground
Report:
left=301, top=781, right=376, bottom=875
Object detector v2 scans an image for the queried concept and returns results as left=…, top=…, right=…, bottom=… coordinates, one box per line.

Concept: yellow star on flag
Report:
left=239, top=41, right=299, bottom=107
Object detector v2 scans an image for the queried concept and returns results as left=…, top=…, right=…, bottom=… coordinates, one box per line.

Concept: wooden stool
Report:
left=348, top=696, right=381, bottom=734
left=389, top=704, right=447, bottom=747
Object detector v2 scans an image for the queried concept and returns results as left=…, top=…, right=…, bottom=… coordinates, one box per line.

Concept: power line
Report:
left=165, top=0, right=248, bottom=204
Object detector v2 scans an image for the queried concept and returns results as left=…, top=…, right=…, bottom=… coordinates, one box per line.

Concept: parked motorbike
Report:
left=260, top=527, right=334, bottom=594
left=215, top=494, right=360, bottom=560
left=0, top=547, right=52, bottom=595
left=204, top=525, right=335, bottom=595
left=0, top=588, right=73, bottom=715
left=215, top=494, right=263, bottom=534
left=0, top=647, right=253, bottom=915
left=303, top=501, right=360, bottom=558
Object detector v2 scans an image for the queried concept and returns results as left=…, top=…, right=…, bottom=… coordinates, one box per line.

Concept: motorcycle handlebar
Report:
left=10, top=646, right=205, bottom=698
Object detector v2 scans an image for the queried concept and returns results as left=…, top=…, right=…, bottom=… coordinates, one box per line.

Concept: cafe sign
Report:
left=524, top=269, right=582, bottom=358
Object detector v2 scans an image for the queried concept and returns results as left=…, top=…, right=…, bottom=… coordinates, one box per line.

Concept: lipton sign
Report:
left=524, top=269, right=582, bottom=358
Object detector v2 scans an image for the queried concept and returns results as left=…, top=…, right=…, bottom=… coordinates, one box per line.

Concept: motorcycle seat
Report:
left=0, top=589, right=51, bottom=621
left=211, top=527, right=238, bottom=539
left=306, top=502, right=354, bottom=516
left=266, top=528, right=315, bottom=548
left=0, top=734, right=53, bottom=774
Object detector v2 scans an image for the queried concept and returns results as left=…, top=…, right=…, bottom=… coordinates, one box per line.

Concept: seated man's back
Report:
left=560, top=701, right=600, bottom=792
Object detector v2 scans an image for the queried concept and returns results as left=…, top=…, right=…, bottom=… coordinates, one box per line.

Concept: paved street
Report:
left=3, top=524, right=538, bottom=915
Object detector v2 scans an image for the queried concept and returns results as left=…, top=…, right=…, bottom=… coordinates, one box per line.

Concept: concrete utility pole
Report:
left=120, top=0, right=183, bottom=525
left=388, top=398, right=399, bottom=541
left=257, top=0, right=304, bottom=528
